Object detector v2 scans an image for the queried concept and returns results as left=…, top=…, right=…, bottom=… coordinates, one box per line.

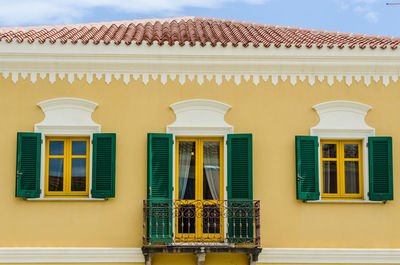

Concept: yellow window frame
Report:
left=45, top=137, right=90, bottom=198
left=320, top=140, right=363, bottom=200
left=175, top=137, right=224, bottom=242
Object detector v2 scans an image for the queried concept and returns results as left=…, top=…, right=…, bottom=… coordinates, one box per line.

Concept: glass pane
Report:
left=71, top=158, right=86, bottom=191
left=344, top=144, right=359, bottom=158
left=49, top=141, right=64, bottom=156
left=203, top=141, right=220, bottom=200
left=178, top=205, right=196, bottom=234
left=322, top=144, right=336, bottom=158
left=72, top=141, right=87, bottom=156
left=48, top=158, right=63, bottom=191
left=203, top=205, right=220, bottom=234
left=323, top=161, right=337, bottom=193
left=178, top=141, right=196, bottom=200
left=345, top=161, right=359, bottom=193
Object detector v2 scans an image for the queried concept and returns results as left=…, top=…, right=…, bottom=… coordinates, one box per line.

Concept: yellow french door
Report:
left=175, top=137, right=224, bottom=242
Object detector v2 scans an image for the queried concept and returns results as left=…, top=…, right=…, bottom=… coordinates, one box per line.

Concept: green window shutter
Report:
left=147, top=133, right=173, bottom=243
left=227, top=133, right=253, bottom=243
left=92, top=133, right=116, bottom=198
left=16, top=132, right=41, bottom=198
left=228, top=134, right=253, bottom=200
left=368, top=137, right=393, bottom=201
left=295, top=136, right=319, bottom=200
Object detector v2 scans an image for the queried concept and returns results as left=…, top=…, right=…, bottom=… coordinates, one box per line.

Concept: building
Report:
left=0, top=17, right=400, bottom=265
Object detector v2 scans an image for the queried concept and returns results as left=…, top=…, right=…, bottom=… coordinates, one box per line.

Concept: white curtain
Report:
left=203, top=142, right=220, bottom=200
left=345, top=161, right=359, bottom=193
left=178, top=142, right=193, bottom=199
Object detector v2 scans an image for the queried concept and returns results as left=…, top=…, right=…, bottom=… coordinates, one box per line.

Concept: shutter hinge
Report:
left=367, top=142, right=369, bottom=148
left=172, top=140, right=174, bottom=144
left=41, top=139, right=43, bottom=144
left=91, top=140, right=93, bottom=144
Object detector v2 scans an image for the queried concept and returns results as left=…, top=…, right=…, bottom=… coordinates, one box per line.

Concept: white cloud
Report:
left=334, top=0, right=379, bottom=23
left=0, top=0, right=270, bottom=27
left=353, top=0, right=376, bottom=3
left=335, top=0, right=350, bottom=10
left=365, top=11, right=379, bottom=23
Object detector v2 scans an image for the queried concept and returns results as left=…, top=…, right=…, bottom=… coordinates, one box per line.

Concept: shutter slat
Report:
left=368, top=137, right=393, bottom=201
left=92, top=133, right=116, bottom=198
left=147, top=133, right=173, bottom=243
left=295, top=136, right=319, bottom=200
left=16, top=132, right=41, bottom=198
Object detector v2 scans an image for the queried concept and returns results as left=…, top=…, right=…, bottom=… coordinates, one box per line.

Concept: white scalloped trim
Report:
left=2, top=72, right=400, bottom=87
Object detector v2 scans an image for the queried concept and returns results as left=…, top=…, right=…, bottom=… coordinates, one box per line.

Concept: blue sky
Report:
left=1, top=0, right=399, bottom=37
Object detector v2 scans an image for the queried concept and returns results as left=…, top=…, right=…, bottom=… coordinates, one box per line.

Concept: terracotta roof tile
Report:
left=1, top=17, right=399, bottom=50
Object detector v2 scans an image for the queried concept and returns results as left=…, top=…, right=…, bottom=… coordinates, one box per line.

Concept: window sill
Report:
left=305, top=200, right=384, bottom=204
left=25, top=198, right=106, bottom=201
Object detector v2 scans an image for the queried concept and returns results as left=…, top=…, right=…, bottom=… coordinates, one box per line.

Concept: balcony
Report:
left=142, top=199, right=261, bottom=265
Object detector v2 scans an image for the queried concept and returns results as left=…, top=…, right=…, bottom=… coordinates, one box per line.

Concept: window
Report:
left=15, top=98, right=116, bottom=200
left=295, top=100, right=393, bottom=202
left=175, top=137, right=224, bottom=241
left=45, top=138, right=90, bottom=197
left=321, top=140, right=363, bottom=200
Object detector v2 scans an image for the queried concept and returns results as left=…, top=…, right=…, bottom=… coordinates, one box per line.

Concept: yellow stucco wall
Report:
left=0, top=74, right=399, bottom=254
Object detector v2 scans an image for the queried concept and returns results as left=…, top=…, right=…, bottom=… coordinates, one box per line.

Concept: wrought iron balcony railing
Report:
left=143, top=199, right=260, bottom=246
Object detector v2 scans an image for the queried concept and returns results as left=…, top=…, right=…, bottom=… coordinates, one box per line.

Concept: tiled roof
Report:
left=1, top=17, right=399, bottom=49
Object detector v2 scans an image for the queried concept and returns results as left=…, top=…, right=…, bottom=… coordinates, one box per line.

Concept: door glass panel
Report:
left=72, top=141, right=87, bottom=156
left=178, top=205, right=196, bottom=234
left=323, top=161, right=337, bottom=193
left=203, top=141, right=220, bottom=200
left=48, top=158, right=64, bottom=191
left=49, top=141, right=64, bottom=156
left=71, top=158, right=86, bottom=191
left=345, top=161, right=359, bottom=193
left=178, top=141, right=196, bottom=200
left=203, top=205, right=220, bottom=234
left=322, top=144, right=336, bottom=158
left=344, top=144, right=358, bottom=158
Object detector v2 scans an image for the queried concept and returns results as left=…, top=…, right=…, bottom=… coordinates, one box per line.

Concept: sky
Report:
left=0, top=0, right=399, bottom=37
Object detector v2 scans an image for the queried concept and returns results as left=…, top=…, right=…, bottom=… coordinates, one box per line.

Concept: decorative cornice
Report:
left=0, top=41, right=400, bottom=86
left=35, top=97, right=100, bottom=134
left=311, top=100, right=374, bottom=138
left=167, top=99, right=233, bottom=136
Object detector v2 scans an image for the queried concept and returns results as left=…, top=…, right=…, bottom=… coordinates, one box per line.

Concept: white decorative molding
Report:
left=35, top=97, right=100, bottom=134
left=259, top=248, right=400, bottom=264
left=311, top=100, right=374, bottom=138
left=167, top=99, right=233, bottom=136
left=0, top=248, right=144, bottom=263
left=1, top=41, right=400, bottom=86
